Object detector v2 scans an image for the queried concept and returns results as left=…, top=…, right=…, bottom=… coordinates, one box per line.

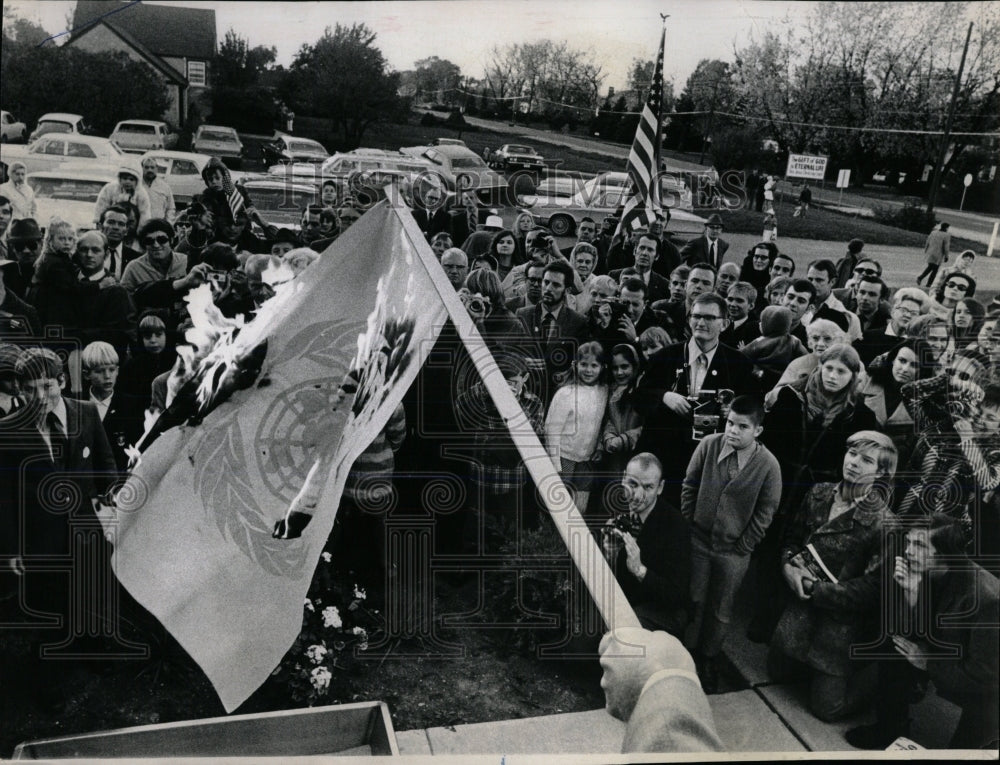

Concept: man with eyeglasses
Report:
left=121, top=219, right=209, bottom=317
left=854, top=287, right=926, bottom=366
left=2, top=217, right=43, bottom=300
left=506, top=259, right=545, bottom=312
left=680, top=214, right=729, bottom=270
left=99, top=205, right=143, bottom=282
left=636, top=292, right=757, bottom=505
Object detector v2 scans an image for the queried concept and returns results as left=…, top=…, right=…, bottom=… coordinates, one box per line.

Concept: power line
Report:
left=421, top=87, right=999, bottom=137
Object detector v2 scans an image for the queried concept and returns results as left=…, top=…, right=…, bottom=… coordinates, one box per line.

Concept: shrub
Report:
left=872, top=200, right=932, bottom=235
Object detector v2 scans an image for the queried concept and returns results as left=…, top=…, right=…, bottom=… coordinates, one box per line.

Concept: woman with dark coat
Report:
left=859, top=338, right=932, bottom=456
left=767, top=431, right=901, bottom=722
left=749, top=343, right=878, bottom=642
left=740, top=241, right=777, bottom=314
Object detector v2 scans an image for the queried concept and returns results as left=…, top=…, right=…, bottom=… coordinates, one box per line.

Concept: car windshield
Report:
left=118, top=124, right=156, bottom=134
left=245, top=185, right=317, bottom=217
left=450, top=156, right=486, bottom=169
left=289, top=140, right=324, bottom=152
left=28, top=177, right=106, bottom=203
left=507, top=145, right=533, bottom=154
left=37, top=122, right=72, bottom=134
left=201, top=131, right=237, bottom=143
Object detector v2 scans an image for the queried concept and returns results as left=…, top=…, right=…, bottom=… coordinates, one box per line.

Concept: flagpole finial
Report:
left=660, top=13, right=670, bottom=23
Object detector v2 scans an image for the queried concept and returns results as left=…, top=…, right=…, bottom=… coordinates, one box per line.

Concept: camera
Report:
left=590, top=297, right=628, bottom=329
left=204, top=268, right=231, bottom=296
left=458, top=288, right=491, bottom=320
left=689, top=388, right=735, bottom=441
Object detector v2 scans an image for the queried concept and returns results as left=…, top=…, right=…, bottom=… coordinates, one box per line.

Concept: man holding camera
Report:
left=635, top=293, right=758, bottom=506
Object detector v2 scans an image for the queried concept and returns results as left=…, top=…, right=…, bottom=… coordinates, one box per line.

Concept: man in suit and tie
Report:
left=610, top=235, right=671, bottom=305
left=635, top=293, right=757, bottom=505
left=680, top=214, right=729, bottom=270
left=99, top=205, right=143, bottom=283
left=516, top=259, right=589, bottom=404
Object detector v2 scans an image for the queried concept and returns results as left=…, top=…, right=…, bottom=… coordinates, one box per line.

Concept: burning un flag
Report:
left=109, top=203, right=447, bottom=712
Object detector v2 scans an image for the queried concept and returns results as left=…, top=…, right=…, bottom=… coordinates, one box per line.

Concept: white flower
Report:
left=353, top=585, right=366, bottom=600
left=310, top=666, right=332, bottom=691
left=321, top=552, right=332, bottom=563
left=304, top=598, right=314, bottom=612
left=322, top=605, right=342, bottom=629
left=351, top=626, right=367, bottom=637
left=305, top=644, right=328, bottom=665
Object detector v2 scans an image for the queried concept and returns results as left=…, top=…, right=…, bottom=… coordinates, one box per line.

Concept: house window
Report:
left=188, top=60, right=206, bottom=86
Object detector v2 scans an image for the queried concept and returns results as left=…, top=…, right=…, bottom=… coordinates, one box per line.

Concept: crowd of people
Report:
left=0, top=159, right=997, bottom=751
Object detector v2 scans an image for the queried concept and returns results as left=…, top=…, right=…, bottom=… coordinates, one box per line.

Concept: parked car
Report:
left=490, top=143, right=545, bottom=173
left=29, top=113, right=91, bottom=143
left=527, top=173, right=593, bottom=200
left=111, top=120, right=178, bottom=154
left=27, top=168, right=116, bottom=232
left=585, top=170, right=694, bottom=212
left=192, top=125, right=244, bottom=168
left=240, top=177, right=318, bottom=229
left=524, top=178, right=706, bottom=238
left=140, top=150, right=212, bottom=206
left=1, top=110, right=27, bottom=143
left=260, top=134, right=329, bottom=166
left=399, top=144, right=508, bottom=203
left=432, top=137, right=467, bottom=147
left=1, top=134, right=125, bottom=175
left=320, top=150, right=439, bottom=194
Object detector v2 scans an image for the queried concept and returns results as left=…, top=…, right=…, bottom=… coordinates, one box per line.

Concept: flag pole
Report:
left=395, top=205, right=642, bottom=633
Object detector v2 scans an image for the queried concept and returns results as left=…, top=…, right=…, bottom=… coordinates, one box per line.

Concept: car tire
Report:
left=549, top=214, right=575, bottom=237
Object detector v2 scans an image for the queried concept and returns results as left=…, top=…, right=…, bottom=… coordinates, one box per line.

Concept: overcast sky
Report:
left=8, top=0, right=814, bottom=91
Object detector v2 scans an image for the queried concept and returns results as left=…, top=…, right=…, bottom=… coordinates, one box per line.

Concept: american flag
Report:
left=614, top=27, right=665, bottom=239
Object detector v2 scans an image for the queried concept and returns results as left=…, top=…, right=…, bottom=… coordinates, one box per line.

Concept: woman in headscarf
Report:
left=0, top=161, right=37, bottom=221
left=768, top=431, right=900, bottom=722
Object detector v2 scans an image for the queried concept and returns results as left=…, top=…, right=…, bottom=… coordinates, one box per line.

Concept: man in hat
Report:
left=1, top=217, right=43, bottom=301
left=680, top=214, right=729, bottom=270
left=461, top=213, right=505, bottom=259
left=94, top=163, right=152, bottom=229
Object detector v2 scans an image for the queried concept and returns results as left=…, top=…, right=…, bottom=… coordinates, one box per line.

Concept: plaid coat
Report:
left=456, top=382, right=544, bottom=494
left=897, top=375, right=1000, bottom=535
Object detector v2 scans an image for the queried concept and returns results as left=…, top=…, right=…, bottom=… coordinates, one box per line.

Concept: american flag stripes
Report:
left=613, top=26, right=666, bottom=240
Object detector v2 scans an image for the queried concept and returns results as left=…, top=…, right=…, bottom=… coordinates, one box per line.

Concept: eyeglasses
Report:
left=690, top=313, right=723, bottom=323
left=11, top=240, right=40, bottom=250
left=144, top=235, right=170, bottom=245
left=945, top=281, right=969, bottom=292
left=752, top=252, right=770, bottom=260
left=854, top=267, right=879, bottom=277
left=707, top=225, right=723, bottom=230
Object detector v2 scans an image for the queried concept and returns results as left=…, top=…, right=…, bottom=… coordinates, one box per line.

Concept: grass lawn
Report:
left=714, top=200, right=987, bottom=254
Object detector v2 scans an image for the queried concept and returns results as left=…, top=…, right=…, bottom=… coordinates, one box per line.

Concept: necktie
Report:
left=710, top=241, right=717, bottom=268
left=108, top=249, right=117, bottom=279
left=693, top=352, right=708, bottom=394
left=542, top=313, right=557, bottom=342
left=46, top=411, right=69, bottom=465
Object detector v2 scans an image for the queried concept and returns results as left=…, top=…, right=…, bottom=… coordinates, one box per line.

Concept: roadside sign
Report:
left=964, top=173, right=974, bottom=187
left=836, top=169, right=851, bottom=188
left=785, top=153, right=828, bottom=181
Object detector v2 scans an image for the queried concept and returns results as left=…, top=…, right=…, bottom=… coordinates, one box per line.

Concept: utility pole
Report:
left=926, top=21, right=973, bottom=226
left=698, top=76, right=721, bottom=166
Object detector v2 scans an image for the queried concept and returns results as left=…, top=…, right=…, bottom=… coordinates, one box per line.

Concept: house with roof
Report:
left=65, top=1, right=217, bottom=128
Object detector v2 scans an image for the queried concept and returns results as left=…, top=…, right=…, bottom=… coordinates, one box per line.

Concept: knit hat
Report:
left=760, top=305, right=792, bottom=337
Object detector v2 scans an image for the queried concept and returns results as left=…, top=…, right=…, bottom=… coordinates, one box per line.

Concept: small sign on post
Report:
left=960, top=173, right=973, bottom=211
left=836, top=169, right=851, bottom=205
